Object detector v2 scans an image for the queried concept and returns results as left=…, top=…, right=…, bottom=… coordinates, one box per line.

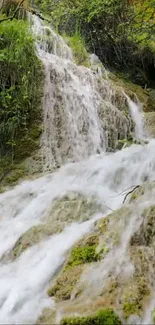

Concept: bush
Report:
left=63, top=33, right=89, bottom=66
left=35, top=0, right=155, bottom=87
left=0, top=19, right=43, bottom=159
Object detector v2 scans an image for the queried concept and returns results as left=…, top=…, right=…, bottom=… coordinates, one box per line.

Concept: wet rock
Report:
left=48, top=265, right=84, bottom=301
left=4, top=193, right=104, bottom=261
left=144, top=112, right=155, bottom=137
left=130, top=205, right=155, bottom=246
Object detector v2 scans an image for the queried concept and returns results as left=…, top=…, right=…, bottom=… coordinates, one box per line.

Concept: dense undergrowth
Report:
left=0, top=3, right=44, bottom=183
left=35, top=0, right=155, bottom=87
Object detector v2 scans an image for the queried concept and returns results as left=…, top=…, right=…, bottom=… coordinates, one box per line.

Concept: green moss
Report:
left=123, top=302, right=141, bottom=318
left=61, top=309, right=121, bottom=325
left=121, top=246, right=151, bottom=319
left=96, top=216, right=109, bottom=234
left=122, top=288, right=143, bottom=318
left=67, top=245, right=102, bottom=268
left=3, top=168, right=26, bottom=185
left=122, top=276, right=149, bottom=317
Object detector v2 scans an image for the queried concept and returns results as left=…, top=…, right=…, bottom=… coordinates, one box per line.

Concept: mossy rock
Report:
left=95, top=207, right=132, bottom=248
left=61, top=309, right=122, bottom=325
left=144, top=112, right=155, bottom=137
left=3, top=193, right=103, bottom=261
left=121, top=270, right=150, bottom=318
left=47, top=264, right=84, bottom=301
left=66, top=244, right=103, bottom=268
left=50, top=192, right=104, bottom=225
left=109, top=73, right=149, bottom=104
left=0, top=125, right=43, bottom=188
left=143, top=90, right=155, bottom=112
left=129, top=182, right=155, bottom=203
left=95, top=216, right=110, bottom=234
left=37, top=308, right=56, bottom=325
left=46, top=206, right=131, bottom=305
left=119, top=245, right=152, bottom=319
left=130, top=205, right=155, bottom=246
left=47, top=239, right=104, bottom=301
left=5, top=223, right=60, bottom=261
left=121, top=276, right=150, bottom=318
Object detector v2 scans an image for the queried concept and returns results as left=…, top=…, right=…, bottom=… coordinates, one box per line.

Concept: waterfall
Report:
left=0, top=14, right=155, bottom=325
left=31, top=15, right=131, bottom=170
left=1, top=139, right=155, bottom=323
left=126, top=95, right=145, bottom=140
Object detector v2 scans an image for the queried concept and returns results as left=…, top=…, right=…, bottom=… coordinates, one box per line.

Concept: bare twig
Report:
left=110, top=185, right=138, bottom=198
left=123, top=185, right=140, bottom=204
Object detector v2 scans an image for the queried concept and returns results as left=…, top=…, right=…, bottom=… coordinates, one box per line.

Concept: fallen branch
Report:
left=123, top=185, right=140, bottom=204
left=110, top=185, right=138, bottom=198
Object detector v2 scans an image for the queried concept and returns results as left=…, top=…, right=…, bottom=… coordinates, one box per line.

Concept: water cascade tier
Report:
left=31, top=15, right=136, bottom=170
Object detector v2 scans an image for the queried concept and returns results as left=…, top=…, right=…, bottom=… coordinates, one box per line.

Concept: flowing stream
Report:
left=0, top=15, right=155, bottom=324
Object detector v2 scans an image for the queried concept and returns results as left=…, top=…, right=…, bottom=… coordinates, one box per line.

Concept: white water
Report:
left=0, top=14, right=155, bottom=324
left=1, top=140, right=155, bottom=323
left=127, top=95, right=145, bottom=140
left=31, top=15, right=131, bottom=169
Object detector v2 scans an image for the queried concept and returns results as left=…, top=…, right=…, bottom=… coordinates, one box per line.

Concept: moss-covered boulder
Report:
left=38, top=190, right=155, bottom=324
left=3, top=193, right=104, bottom=261
left=47, top=264, right=84, bottom=301
left=47, top=233, right=104, bottom=301
left=130, top=205, right=155, bottom=246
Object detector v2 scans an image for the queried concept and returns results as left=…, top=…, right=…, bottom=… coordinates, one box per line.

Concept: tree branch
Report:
left=0, top=0, right=25, bottom=23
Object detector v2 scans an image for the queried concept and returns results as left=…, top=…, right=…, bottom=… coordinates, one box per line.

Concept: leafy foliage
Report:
left=63, top=33, right=89, bottom=66
left=0, top=19, right=43, bottom=159
left=35, top=0, right=155, bottom=86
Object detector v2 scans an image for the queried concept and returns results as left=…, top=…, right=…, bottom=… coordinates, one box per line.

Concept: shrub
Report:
left=64, top=33, right=89, bottom=66
left=0, top=19, right=43, bottom=159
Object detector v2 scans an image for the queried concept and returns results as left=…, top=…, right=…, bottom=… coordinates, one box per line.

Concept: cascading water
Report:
left=31, top=15, right=131, bottom=169
left=0, top=14, right=155, bottom=325
left=126, top=95, right=146, bottom=140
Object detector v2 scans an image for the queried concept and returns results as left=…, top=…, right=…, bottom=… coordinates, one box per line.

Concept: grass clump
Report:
left=64, top=33, right=89, bottom=66
left=61, top=308, right=121, bottom=325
